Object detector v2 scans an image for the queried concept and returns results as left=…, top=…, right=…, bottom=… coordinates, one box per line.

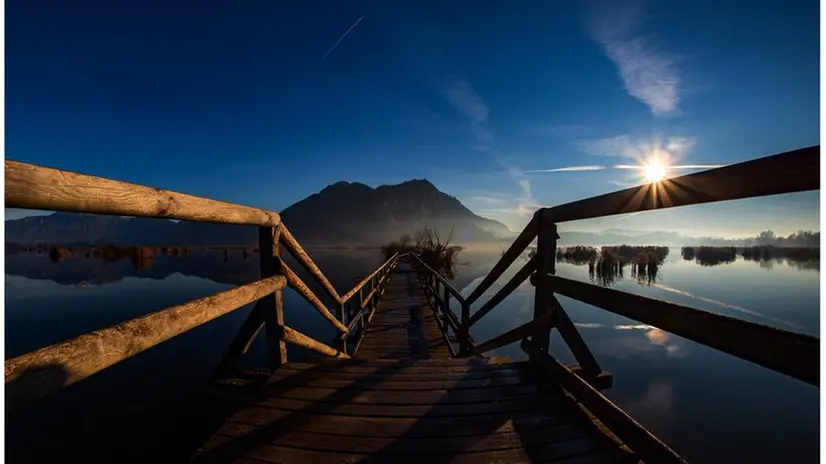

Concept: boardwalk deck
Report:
left=194, top=264, right=639, bottom=463
left=356, top=263, right=451, bottom=359
left=196, top=358, right=637, bottom=463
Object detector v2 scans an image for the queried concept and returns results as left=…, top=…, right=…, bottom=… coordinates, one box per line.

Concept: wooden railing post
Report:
left=261, top=225, right=288, bottom=368
left=459, top=300, right=471, bottom=354
left=530, top=210, right=558, bottom=359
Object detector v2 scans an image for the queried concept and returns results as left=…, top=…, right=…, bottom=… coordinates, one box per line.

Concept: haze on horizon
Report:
left=5, top=1, right=819, bottom=239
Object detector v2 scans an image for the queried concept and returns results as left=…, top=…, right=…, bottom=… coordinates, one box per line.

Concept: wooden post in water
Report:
left=261, top=225, right=288, bottom=368
left=530, top=210, right=558, bottom=358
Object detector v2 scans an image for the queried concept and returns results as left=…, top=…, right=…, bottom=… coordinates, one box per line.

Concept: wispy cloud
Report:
left=578, top=134, right=697, bottom=165
left=435, top=75, right=543, bottom=227
left=467, top=196, right=508, bottom=205
left=439, top=75, right=489, bottom=125
left=586, top=1, right=681, bottom=115
left=524, top=165, right=606, bottom=173
left=321, top=15, right=364, bottom=62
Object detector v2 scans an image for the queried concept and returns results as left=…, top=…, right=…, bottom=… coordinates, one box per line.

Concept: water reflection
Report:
left=624, top=381, right=675, bottom=431
left=679, top=245, right=819, bottom=270
left=462, top=249, right=818, bottom=464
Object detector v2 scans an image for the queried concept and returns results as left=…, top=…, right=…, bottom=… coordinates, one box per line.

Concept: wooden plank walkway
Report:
left=194, top=264, right=639, bottom=463
left=356, top=263, right=451, bottom=359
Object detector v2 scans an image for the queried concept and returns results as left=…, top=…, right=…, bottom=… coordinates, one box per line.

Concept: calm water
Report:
left=463, top=248, right=819, bottom=463
left=5, top=247, right=819, bottom=462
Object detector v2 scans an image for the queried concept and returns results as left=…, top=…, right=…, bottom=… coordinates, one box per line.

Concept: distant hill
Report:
left=5, top=179, right=514, bottom=246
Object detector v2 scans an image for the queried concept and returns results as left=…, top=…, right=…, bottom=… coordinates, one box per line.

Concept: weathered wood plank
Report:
left=278, top=361, right=528, bottom=374
left=6, top=275, right=287, bottom=413
left=197, top=434, right=615, bottom=464
left=282, top=326, right=349, bottom=359
left=210, top=422, right=597, bottom=455
left=5, top=160, right=281, bottom=226
left=261, top=384, right=544, bottom=405
left=522, top=339, right=687, bottom=464
left=547, top=274, right=820, bottom=386
left=306, top=357, right=513, bottom=367
left=224, top=404, right=585, bottom=438
left=260, top=374, right=530, bottom=391
left=356, top=262, right=452, bottom=359
left=275, top=258, right=348, bottom=333
left=240, top=394, right=569, bottom=417
left=272, top=367, right=525, bottom=382
left=542, top=145, right=819, bottom=223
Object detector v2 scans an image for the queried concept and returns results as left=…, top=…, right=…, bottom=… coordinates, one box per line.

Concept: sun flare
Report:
left=644, top=162, right=666, bottom=182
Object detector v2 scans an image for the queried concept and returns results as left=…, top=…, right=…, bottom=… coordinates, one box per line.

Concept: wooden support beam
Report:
left=279, top=224, right=342, bottom=306
left=466, top=256, right=537, bottom=328
left=214, top=300, right=267, bottom=376
left=531, top=213, right=557, bottom=358
left=275, top=258, right=349, bottom=333
left=548, top=274, right=820, bottom=386
left=408, top=254, right=466, bottom=305
left=541, top=145, right=819, bottom=224
left=5, top=160, right=281, bottom=226
left=6, top=275, right=287, bottom=413
left=261, top=226, right=288, bottom=368
left=461, top=307, right=557, bottom=358
left=283, top=326, right=349, bottom=359
left=346, top=310, right=365, bottom=333
left=465, top=215, right=539, bottom=306
left=553, top=296, right=602, bottom=380
left=339, top=253, right=399, bottom=304
left=522, top=340, right=687, bottom=464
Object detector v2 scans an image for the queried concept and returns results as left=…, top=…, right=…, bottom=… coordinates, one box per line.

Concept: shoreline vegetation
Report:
left=552, top=243, right=820, bottom=286
left=382, top=228, right=462, bottom=279
left=554, top=245, right=669, bottom=287
left=680, top=245, right=820, bottom=266
left=6, top=244, right=261, bottom=271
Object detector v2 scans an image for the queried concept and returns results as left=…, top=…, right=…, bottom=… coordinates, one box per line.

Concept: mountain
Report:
left=5, top=179, right=513, bottom=246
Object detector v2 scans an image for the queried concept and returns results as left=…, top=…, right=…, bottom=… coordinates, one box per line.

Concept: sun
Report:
left=644, top=162, right=666, bottom=182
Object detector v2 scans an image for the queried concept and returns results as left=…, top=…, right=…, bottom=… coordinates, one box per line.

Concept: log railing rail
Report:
left=4, top=160, right=400, bottom=413
left=410, top=145, right=820, bottom=464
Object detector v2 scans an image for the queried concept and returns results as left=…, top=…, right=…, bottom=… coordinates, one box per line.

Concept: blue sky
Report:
left=5, top=0, right=820, bottom=237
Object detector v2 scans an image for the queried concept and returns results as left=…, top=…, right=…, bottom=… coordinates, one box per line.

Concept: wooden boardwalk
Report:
left=193, top=263, right=638, bottom=463
left=356, top=263, right=452, bottom=359
left=9, top=149, right=822, bottom=464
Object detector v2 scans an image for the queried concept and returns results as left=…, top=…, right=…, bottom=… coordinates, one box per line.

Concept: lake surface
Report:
left=5, top=246, right=819, bottom=463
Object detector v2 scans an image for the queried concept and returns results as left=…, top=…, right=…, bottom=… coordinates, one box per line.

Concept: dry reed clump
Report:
left=382, top=228, right=462, bottom=279
left=681, top=246, right=737, bottom=266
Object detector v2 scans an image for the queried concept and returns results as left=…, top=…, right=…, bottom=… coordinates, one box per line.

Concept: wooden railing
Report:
left=4, top=160, right=401, bottom=413
left=411, top=145, right=820, bottom=464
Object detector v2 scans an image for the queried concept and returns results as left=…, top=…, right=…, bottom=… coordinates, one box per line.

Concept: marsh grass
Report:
left=682, top=246, right=737, bottom=267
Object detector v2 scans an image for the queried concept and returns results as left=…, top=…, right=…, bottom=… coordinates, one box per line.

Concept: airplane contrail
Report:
left=613, top=164, right=725, bottom=170
left=524, top=165, right=606, bottom=173
left=321, top=15, right=364, bottom=62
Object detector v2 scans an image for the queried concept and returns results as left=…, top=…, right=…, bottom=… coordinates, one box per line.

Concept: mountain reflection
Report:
left=4, top=246, right=497, bottom=298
